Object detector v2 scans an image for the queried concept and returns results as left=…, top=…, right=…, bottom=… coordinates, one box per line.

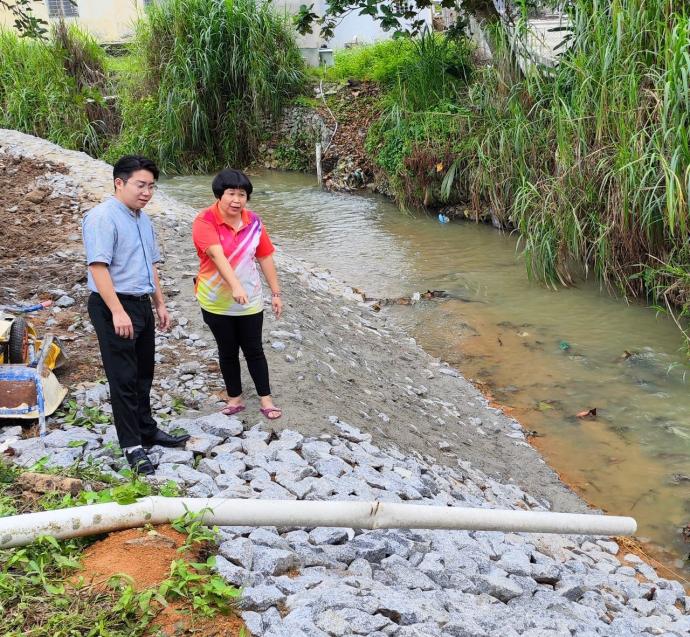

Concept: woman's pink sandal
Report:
left=259, top=407, right=282, bottom=420
left=222, top=404, right=246, bottom=416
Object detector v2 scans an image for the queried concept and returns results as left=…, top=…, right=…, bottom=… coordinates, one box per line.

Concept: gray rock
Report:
left=43, top=428, right=99, bottom=448
left=301, top=441, right=332, bottom=463
left=275, top=429, right=304, bottom=450
left=348, top=557, right=373, bottom=578
left=84, top=383, right=109, bottom=406
left=330, top=419, right=372, bottom=443
left=252, top=547, right=300, bottom=576
left=242, top=438, right=269, bottom=455
left=496, top=550, right=532, bottom=576
left=309, top=527, right=352, bottom=545
left=531, top=562, right=562, bottom=585
left=197, top=457, right=221, bottom=477
left=157, top=448, right=194, bottom=464
left=474, top=574, right=524, bottom=602
left=210, top=439, right=244, bottom=455
left=314, top=456, right=351, bottom=477
left=196, top=412, right=243, bottom=437
left=55, top=295, right=75, bottom=307
left=240, top=584, right=286, bottom=611
left=219, top=537, right=253, bottom=570
left=248, top=528, right=290, bottom=550
left=185, top=433, right=223, bottom=455
left=45, top=448, right=83, bottom=468
left=241, top=611, right=263, bottom=636
left=350, top=535, right=389, bottom=562
left=214, top=456, right=246, bottom=477
left=213, top=554, right=253, bottom=586
left=555, top=576, right=589, bottom=602
left=337, top=608, right=391, bottom=634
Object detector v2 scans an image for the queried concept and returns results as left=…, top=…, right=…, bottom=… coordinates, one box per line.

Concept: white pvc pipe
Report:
left=0, top=497, right=636, bottom=548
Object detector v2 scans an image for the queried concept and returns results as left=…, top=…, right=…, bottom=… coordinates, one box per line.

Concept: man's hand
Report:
left=232, top=285, right=249, bottom=305
left=113, top=309, right=134, bottom=339
left=155, top=303, right=171, bottom=331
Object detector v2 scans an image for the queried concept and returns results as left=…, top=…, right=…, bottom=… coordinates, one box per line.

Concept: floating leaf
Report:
left=576, top=408, right=597, bottom=418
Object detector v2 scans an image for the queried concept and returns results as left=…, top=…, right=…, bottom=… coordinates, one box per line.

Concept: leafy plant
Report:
left=57, top=399, right=111, bottom=429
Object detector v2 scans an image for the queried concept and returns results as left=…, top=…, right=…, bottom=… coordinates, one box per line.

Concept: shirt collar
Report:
left=212, top=202, right=250, bottom=232
left=111, top=195, right=140, bottom=217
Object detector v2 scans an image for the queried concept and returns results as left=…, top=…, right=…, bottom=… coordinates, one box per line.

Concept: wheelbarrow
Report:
left=0, top=303, right=68, bottom=437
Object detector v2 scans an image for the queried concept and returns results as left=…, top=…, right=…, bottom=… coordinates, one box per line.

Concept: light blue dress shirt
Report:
left=82, top=196, right=161, bottom=295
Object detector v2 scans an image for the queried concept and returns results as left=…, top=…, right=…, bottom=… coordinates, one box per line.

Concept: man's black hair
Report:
left=212, top=168, right=253, bottom=200
left=113, top=155, right=160, bottom=183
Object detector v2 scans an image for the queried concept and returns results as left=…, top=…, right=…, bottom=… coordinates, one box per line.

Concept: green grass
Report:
left=0, top=459, right=240, bottom=636
left=107, top=0, right=307, bottom=172
left=327, top=38, right=418, bottom=85
left=0, top=23, right=112, bottom=155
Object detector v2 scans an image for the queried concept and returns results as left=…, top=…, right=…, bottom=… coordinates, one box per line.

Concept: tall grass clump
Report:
left=0, top=23, right=112, bottom=155
left=447, top=1, right=690, bottom=301
left=363, top=29, right=475, bottom=207
left=365, top=2, right=690, bottom=344
left=109, top=0, right=306, bottom=172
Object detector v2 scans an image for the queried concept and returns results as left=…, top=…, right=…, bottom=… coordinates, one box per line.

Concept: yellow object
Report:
left=0, top=311, right=68, bottom=426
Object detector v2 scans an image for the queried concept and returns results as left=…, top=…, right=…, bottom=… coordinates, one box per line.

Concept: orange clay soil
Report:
left=78, top=525, right=248, bottom=636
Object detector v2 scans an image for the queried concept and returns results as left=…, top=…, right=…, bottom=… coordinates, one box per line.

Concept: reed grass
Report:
left=0, top=23, right=110, bottom=155
left=368, top=1, right=690, bottom=341
left=108, top=0, right=306, bottom=172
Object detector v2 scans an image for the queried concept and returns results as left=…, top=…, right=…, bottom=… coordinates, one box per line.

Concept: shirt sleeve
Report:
left=82, top=210, right=115, bottom=266
left=192, top=215, right=220, bottom=253
left=255, top=224, right=275, bottom=258
left=151, top=224, right=162, bottom=264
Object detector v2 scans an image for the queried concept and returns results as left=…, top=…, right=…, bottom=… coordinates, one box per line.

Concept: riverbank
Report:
left=1, top=129, right=689, bottom=635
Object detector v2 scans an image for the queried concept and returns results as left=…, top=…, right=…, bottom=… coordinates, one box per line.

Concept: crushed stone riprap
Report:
left=1, top=129, right=688, bottom=636
left=2, top=415, right=689, bottom=636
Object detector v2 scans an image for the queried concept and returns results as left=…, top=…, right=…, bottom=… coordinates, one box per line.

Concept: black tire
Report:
left=9, top=317, right=29, bottom=364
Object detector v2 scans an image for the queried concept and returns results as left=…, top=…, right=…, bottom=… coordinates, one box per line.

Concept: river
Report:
left=161, top=169, right=690, bottom=579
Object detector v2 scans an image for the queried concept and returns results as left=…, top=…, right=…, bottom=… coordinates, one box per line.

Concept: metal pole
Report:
left=316, top=143, right=322, bottom=187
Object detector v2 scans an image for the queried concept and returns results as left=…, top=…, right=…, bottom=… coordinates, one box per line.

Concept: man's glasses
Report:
left=127, top=180, right=158, bottom=193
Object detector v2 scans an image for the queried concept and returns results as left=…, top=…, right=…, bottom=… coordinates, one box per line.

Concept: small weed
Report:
left=57, top=399, right=110, bottom=429
left=171, top=396, right=186, bottom=414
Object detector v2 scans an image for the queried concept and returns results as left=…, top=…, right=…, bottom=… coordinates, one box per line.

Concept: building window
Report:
left=46, top=0, right=79, bottom=18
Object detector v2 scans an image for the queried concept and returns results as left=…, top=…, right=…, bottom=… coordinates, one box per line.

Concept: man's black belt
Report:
left=116, top=293, right=151, bottom=302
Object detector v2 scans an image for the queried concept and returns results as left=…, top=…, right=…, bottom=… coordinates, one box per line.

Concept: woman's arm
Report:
left=206, top=244, right=248, bottom=304
left=258, top=254, right=282, bottom=319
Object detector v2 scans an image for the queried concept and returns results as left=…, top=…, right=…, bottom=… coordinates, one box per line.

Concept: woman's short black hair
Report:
left=212, top=168, right=253, bottom=200
left=113, top=155, right=159, bottom=182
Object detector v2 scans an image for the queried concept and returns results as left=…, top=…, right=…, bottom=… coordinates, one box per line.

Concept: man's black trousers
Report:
left=88, top=292, right=158, bottom=448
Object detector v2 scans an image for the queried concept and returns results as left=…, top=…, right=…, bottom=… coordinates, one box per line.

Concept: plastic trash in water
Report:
left=559, top=340, right=571, bottom=351
left=438, top=213, right=450, bottom=224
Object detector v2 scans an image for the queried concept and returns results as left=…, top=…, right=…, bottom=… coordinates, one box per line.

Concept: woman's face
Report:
left=218, top=188, right=247, bottom=216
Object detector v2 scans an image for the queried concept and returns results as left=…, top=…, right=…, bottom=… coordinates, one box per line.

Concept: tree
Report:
left=293, top=0, right=507, bottom=41
left=1, top=0, right=48, bottom=38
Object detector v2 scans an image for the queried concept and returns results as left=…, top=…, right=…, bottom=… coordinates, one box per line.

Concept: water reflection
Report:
left=161, top=169, right=690, bottom=575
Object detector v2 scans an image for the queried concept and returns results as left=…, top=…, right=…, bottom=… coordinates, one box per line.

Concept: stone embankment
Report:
left=1, top=129, right=688, bottom=636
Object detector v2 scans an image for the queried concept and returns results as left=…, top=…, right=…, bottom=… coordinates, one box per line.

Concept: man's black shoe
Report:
left=142, top=429, right=191, bottom=448
left=125, top=447, right=155, bottom=475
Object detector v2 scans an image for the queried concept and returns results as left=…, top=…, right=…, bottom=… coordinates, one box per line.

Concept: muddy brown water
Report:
left=161, top=170, right=690, bottom=579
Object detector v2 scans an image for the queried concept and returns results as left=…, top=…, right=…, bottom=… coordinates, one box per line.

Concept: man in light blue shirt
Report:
left=82, top=155, right=189, bottom=475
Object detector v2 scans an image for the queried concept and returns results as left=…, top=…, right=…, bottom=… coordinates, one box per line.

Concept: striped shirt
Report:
left=192, top=203, right=275, bottom=316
